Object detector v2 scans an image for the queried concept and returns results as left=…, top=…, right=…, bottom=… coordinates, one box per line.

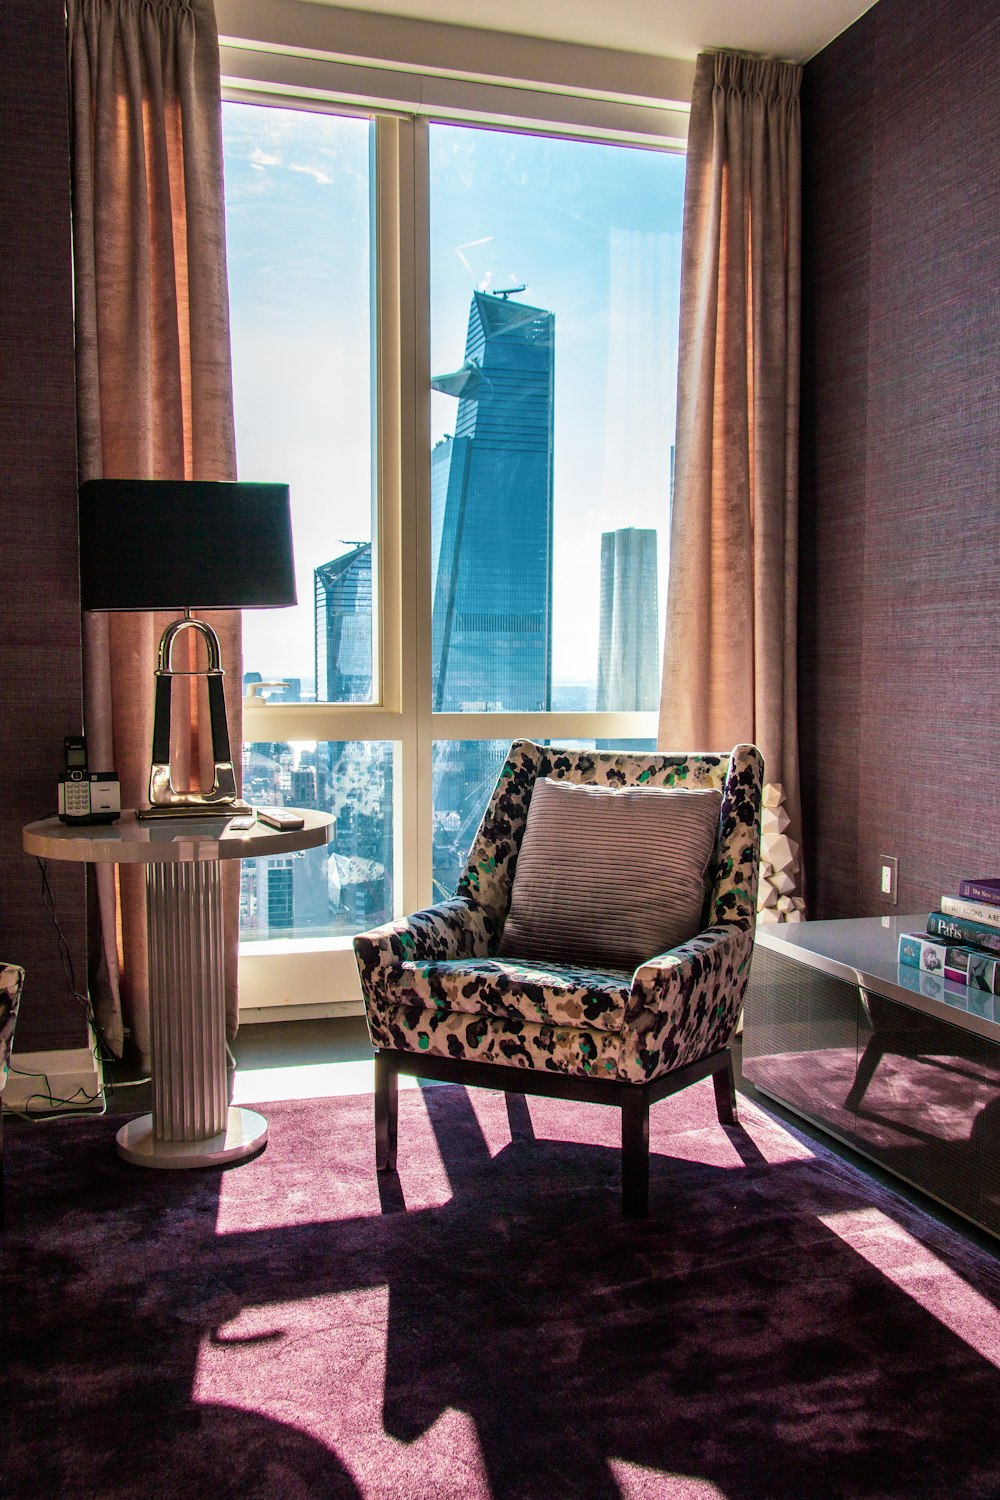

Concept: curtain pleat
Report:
left=68, top=0, right=241, bottom=1065
left=660, top=51, right=803, bottom=873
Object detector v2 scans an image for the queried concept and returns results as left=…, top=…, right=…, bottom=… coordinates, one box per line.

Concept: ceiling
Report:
left=296, top=0, right=880, bottom=64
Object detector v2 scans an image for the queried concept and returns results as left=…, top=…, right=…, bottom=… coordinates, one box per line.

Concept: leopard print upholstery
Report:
left=1, top=964, right=25, bottom=1093
left=354, top=742, right=763, bottom=1085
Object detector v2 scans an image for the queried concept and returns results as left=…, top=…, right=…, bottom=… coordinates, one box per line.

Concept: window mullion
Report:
left=383, top=115, right=433, bottom=915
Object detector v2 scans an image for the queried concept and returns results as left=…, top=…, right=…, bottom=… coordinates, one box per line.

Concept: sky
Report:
left=223, top=103, right=685, bottom=700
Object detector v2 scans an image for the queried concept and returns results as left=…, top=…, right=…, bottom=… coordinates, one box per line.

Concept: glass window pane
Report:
left=429, top=125, right=684, bottom=715
left=223, top=102, right=376, bottom=705
left=432, top=739, right=511, bottom=900
left=241, top=740, right=395, bottom=940
left=432, top=736, right=660, bottom=901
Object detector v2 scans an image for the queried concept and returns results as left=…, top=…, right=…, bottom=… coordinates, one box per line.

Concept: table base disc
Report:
left=116, top=1107, right=268, bottom=1169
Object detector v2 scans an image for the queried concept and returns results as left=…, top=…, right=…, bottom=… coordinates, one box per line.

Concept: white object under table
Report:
left=23, top=810, right=334, bottom=1169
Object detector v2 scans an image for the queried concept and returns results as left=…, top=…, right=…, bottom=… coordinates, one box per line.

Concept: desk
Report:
left=743, top=915, right=1000, bottom=1239
left=22, top=810, right=333, bottom=1169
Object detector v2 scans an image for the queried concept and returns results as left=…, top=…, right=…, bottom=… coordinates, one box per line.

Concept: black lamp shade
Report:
left=78, top=479, right=297, bottom=611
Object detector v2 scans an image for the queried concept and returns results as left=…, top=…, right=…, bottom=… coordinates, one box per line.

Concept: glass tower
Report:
left=595, top=527, right=660, bottom=753
left=431, top=291, right=555, bottom=713
left=315, top=543, right=372, bottom=704
left=596, top=527, right=660, bottom=711
left=430, top=291, right=555, bottom=896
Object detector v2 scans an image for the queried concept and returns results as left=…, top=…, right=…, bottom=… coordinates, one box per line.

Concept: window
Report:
left=225, top=88, right=684, bottom=1014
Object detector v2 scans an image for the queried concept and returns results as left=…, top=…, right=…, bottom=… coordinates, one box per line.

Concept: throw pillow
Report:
left=497, top=777, right=722, bottom=973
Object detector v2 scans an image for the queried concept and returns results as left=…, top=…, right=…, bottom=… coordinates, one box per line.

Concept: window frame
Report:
left=227, top=37, right=686, bottom=1019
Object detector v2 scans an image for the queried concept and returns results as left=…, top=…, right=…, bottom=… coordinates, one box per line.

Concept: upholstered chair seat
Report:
left=355, top=739, right=763, bottom=1216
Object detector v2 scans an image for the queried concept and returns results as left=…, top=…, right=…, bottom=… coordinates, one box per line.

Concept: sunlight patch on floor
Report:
left=231, top=1057, right=423, bottom=1104
left=820, top=1206, right=1000, bottom=1368
left=609, top=1459, right=728, bottom=1498
left=194, top=1289, right=491, bottom=1496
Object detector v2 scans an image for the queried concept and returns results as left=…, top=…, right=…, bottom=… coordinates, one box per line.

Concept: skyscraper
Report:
left=313, top=540, right=393, bottom=930
left=596, top=527, right=660, bottom=711
left=431, top=290, right=555, bottom=713
left=314, top=542, right=372, bottom=704
left=430, top=290, right=556, bottom=895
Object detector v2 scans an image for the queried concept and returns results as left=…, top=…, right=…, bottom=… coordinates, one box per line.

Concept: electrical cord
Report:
left=6, top=859, right=115, bottom=1119
left=35, top=855, right=101, bottom=1037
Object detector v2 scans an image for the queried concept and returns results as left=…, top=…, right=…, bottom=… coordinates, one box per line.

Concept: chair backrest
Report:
left=457, top=740, right=763, bottom=940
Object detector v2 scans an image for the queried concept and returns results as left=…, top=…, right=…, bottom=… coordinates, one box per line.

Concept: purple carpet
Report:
left=4, top=1080, right=1000, bottom=1499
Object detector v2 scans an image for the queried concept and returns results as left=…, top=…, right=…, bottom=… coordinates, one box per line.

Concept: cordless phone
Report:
left=58, top=736, right=121, bottom=824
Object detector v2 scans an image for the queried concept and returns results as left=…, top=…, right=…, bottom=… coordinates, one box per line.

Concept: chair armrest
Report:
left=354, top=898, right=496, bottom=1003
left=618, top=923, right=754, bottom=1084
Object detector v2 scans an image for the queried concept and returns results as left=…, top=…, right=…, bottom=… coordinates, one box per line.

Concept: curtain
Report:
left=659, top=52, right=803, bottom=873
left=69, top=0, right=240, bottom=1065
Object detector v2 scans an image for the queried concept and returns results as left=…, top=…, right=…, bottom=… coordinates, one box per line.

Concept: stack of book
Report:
left=898, top=878, right=1000, bottom=993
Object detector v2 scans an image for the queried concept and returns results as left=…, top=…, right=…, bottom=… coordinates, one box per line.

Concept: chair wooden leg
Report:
left=621, top=1090, right=649, bottom=1219
left=713, top=1051, right=739, bottom=1126
left=374, top=1051, right=398, bottom=1172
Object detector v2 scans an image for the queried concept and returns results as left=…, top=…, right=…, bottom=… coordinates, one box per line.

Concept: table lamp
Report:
left=78, top=479, right=296, bottom=818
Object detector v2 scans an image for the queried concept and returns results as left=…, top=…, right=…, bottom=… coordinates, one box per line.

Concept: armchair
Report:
left=354, top=741, right=763, bottom=1216
left=1, top=963, right=25, bottom=1229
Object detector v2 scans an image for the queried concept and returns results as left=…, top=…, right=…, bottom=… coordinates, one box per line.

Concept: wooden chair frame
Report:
left=374, top=1044, right=739, bottom=1218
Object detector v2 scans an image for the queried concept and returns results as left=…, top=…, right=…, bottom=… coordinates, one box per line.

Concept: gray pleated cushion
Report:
left=497, top=777, right=722, bottom=974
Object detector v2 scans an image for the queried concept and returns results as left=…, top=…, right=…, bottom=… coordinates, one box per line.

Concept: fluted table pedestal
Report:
left=23, top=809, right=334, bottom=1170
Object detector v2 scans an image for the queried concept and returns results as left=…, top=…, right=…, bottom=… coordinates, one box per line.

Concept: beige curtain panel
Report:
left=69, top=0, right=240, bottom=1065
left=660, top=52, right=803, bottom=853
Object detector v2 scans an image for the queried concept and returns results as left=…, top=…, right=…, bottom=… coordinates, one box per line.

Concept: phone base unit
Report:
left=59, top=773, right=121, bottom=825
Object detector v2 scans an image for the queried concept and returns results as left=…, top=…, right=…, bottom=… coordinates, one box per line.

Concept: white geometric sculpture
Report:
left=756, top=783, right=804, bottom=926
left=761, top=804, right=791, bottom=836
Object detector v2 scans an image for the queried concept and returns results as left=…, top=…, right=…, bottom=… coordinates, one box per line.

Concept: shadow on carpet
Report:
left=4, top=1080, right=1000, bottom=1500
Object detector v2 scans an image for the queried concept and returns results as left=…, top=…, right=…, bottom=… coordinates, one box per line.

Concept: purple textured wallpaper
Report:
left=800, top=0, right=1000, bottom=920
left=0, top=2, right=88, bottom=1051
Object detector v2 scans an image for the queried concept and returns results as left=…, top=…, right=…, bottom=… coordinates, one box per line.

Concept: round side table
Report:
left=22, top=810, right=334, bottom=1169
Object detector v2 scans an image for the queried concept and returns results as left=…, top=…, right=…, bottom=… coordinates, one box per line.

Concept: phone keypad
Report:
left=63, top=779, right=91, bottom=816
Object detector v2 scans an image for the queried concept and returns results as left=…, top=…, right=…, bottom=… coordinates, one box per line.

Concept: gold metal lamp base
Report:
left=136, top=614, right=248, bottom=822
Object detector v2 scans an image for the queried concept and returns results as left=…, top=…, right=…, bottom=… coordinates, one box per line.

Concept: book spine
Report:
left=958, top=880, right=1000, bottom=905
left=927, top=911, right=1000, bottom=956
left=940, top=895, right=1000, bottom=930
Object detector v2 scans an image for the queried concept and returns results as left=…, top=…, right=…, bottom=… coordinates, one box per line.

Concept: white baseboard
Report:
left=4, top=1032, right=105, bottom=1113
left=239, top=1000, right=365, bottom=1024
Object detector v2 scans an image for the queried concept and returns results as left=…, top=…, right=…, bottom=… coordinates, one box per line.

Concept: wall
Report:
left=0, top=1, right=88, bottom=1052
left=799, top=0, right=1000, bottom=920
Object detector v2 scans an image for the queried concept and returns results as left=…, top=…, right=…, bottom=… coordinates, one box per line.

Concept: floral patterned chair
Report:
left=1, top=963, right=25, bottom=1229
left=354, top=741, right=763, bottom=1217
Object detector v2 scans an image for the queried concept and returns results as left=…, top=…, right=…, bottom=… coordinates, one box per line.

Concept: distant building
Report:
left=596, top=527, right=659, bottom=711
left=430, top=290, right=555, bottom=896
left=290, top=765, right=319, bottom=810
left=315, top=543, right=372, bottom=704
left=431, top=290, right=554, bottom=714
left=314, top=540, right=393, bottom=931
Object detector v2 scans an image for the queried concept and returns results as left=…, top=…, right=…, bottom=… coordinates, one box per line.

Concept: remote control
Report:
left=256, top=807, right=305, bottom=831
left=227, top=814, right=257, bottom=832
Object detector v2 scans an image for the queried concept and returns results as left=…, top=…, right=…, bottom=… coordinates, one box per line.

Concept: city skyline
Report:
left=225, top=105, right=683, bottom=696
